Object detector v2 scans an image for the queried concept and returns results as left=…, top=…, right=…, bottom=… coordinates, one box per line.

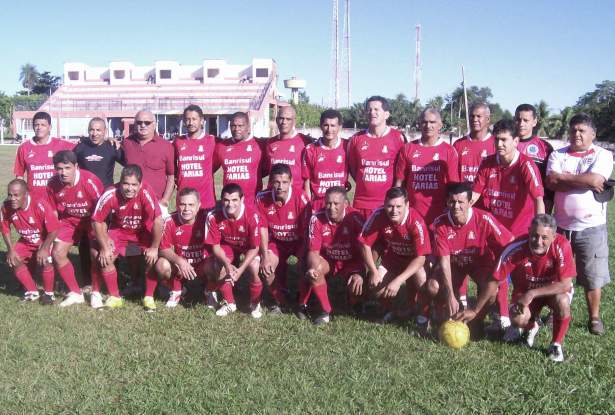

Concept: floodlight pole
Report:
left=461, top=65, right=470, bottom=135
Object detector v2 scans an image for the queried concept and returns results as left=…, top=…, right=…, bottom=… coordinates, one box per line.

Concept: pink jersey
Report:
left=160, top=210, right=208, bottom=266
left=308, top=206, right=364, bottom=263
left=204, top=204, right=260, bottom=252
left=473, top=152, right=544, bottom=237
left=263, top=133, right=313, bottom=192
left=173, top=133, right=216, bottom=209
left=47, top=169, right=103, bottom=226
left=494, top=233, right=576, bottom=296
left=395, top=139, right=459, bottom=223
left=256, top=188, right=311, bottom=243
left=517, top=136, right=553, bottom=176
left=213, top=137, right=264, bottom=204
left=453, top=134, right=496, bottom=182
left=1, top=196, right=60, bottom=247
left=301, top=138, right=349, bottom=209
left=432, top=207, right=513, bottom=273
left=359, top=207, right=431, bottom=260
left=348, top=128, right=405, bottom=210
left=92, top=183, right=161, bottom=234
left=14, top=137, right=75, bottom=198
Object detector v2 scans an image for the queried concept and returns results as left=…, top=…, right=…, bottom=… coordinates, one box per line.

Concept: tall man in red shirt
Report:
left=214, top=112, right=264, bottom=207
left=456, top=214, right=576, bottom=362
left=348, top=96, right=405, bottom=219
left=453, top=102, right=495, bottom=183
left=48, top=150, right=104, bottom=307
left=91, top=165, right=163, bottom=310
left=302, top=109, right=349, bottom=211
left=14, top=111, right=74, bottom=199
left=174, top=105, right=216, bottom=210
left=1, top=179, right=59, bottom=303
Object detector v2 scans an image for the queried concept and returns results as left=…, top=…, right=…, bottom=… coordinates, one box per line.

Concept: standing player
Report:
left=453, top=103, right=495, bottom=182
left=302, top=109, right=349, bottom=211
left=1, top=179, right=59, bottom=303
left=213, top=112, right=264, bottom=206
left=257, top=163, right=311, bottom=314
left=347, top=96, right=405, bottom=219
left=14, top=111, right=74, bottom=199
left=91, top=165, right=163, bottom=310
left=514, top=104, right=554, bottom=179
left=203, top=183, right=261, bottom=317
left=47, top=151, right=103, bottom=307
left=298, top=186, right=365, bottom=324
left=359, top=187, right=431, bottom=323
left=174, top=105, right=217, bottom=210
left=456, top=214, right=576, bottom=362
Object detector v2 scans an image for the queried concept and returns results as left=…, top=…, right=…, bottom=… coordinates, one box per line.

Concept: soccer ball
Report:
left=439, top=320, right=470, bottom=349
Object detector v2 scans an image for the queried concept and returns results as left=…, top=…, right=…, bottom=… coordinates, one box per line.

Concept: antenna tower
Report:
left=414, top=24, right=421, bottom=102
left=341, top=0, right=351, bottom=107
left=330, top=0, right=340, bottom=108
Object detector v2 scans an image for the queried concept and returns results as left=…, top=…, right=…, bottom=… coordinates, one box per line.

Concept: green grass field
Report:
left=0, top=145, right=614, bottom=414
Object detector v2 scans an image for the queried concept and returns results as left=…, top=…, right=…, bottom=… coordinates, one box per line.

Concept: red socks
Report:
left=553, top=316, right=571, bottom=345
left=41, top=266, right=55, bottom=293
left=144, top=270, right=158, bottom=297
left=497, top=279, right=510, bottom=318
left=217, top=281, right=235, bottom=304
left=14, top=265, right=37, bottom=292
left=312, top=282, right=332, bottom=314
left=102, top=269, right=120, bottom=297
left=57, top=262, right=80, bottom=294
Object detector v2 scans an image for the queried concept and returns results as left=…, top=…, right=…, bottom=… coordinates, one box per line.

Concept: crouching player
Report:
left=359, top=187, right=431, bottom=324
left=91, top=165, right=163, bottom=310
left=297, top=186, right=365, bottom=324
left=155, top=187, right=208, bottom=308
left=455, top=214, right=576, bottom=362
left=1, top=179, right=58, bottom=303
left=203, top=183, right=261, bottom=317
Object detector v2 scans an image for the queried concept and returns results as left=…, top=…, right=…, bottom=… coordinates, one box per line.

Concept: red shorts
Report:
left=326, top=259, right=364, bottom=279
left=94, top=229, right=152, bottom=257
left=55, top=219, right=92, bottom=244
left=380, top=254, right=413, bottom=276
left=220, top=244, right=250, bottom=264
left=13, top=241, right=52, bottom=264
left=268, top=240, right=304, bottom=260
left=171, top=259, right=207, bottom=279
left=511, top=285, right=574, bottom=314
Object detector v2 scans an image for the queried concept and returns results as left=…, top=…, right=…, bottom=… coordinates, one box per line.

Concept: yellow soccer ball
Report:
left=439, top=320, right=470, bottom=349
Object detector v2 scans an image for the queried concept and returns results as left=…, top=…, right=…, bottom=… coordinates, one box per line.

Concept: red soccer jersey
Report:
left=348, top=127, right=405, bottom=210
left=395, top=139, right=459, bottom=224
left=160, top=210, right=208, bottom=266
left=494, top=234, right=576, bottom=296
left=92, top=183, right=161, bottom=234
left=256, top=188, right=311, bottom=243
left=453, top=134, right=496, bottom=182
left=432, top=208, right=513, bottom=273
left=359, top=206, right=431, bottom=259
left=301, top=138, right=349, bottom=209
left=173, top=133, right=216, bottom=209
left=473, top=152, right=544, bottom=238
left=47, top=169, right=103, bottom=226
left=263, top=133, right=313, bottom=192
left=308, top=206, right=364, bottom=263
left=14, top=137, right=75, bottom=198
left=1, top=196, right=60, bottom=247
left=517, top=136, right=553, bottom=177
left=213, top=136, right=264, bottom=205
left=204, top=204, right=261, bottom=252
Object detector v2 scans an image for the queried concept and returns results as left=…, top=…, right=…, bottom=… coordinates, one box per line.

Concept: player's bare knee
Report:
left=155, top=257, right=172, bottom=279
left=554, top=294, right=571, bottom=317
left=425, top=278, right=439, bottom=297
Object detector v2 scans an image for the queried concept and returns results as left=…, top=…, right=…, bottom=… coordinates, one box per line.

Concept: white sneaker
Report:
left=21, top=291, right=40, bottom=302
left=522, top=322, right=540, bottom=348
left=378, top=311, right=395, bottom=324
left=250, top=303, right=263, bottom=319
left=547, top=343, right=564, bottom=362
left=166, top=291, right=182, bottom=308
left=90, top=291, right=104, bottom=309
left=314, top=312, right=331, bottom=325
left=503, top=325, right=521, bottom=343
left=205, top=290, right=219, bottom=310
left=215, top=301, right=237, bottom=317
left=60, top=292, right=85, bottom=307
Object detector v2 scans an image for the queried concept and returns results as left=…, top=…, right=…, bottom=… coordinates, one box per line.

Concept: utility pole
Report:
left=415, top=24, right=421, bottom=102
left=330, top=0, right=340, bottom=108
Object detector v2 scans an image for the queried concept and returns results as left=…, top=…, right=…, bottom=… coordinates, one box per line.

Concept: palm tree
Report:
left=19, top=63, right=38, bottom=95
left=535, top=100, right=550, bottom=136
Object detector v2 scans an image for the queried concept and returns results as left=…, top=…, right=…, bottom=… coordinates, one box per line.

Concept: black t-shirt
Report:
left=74, top=139, right=124, bottom=187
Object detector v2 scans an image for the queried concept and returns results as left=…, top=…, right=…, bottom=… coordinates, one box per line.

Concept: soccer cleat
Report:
left=105, top=296, right=124, bottom=309
left=90, top=292, right=104, bottom=309
left=215, top=301, right=237, bottom=317
left=143, top=296, right=156, bottom=312
left=313, top=312, right=330, bottom=326
left=295, top=304, right=309, bottom=321
left=165, top=291, right=182, bottom=308
left=547, top=343, right=564, bottom=362
left=250, top=303, right=263, bottom=319
left=503, top=325, right=521, bottom=343
left=521, top=322, right=540, bottom=348
left=20, top=291, right=40, bottom=302
left=268, top=304, right=283, bottom=316
left=204, top=290, right=219, bottom=310
left=378, top=311, right=395, bottom=325
left=40, top=293, right=55, bottom=305
left=59, top=292, right=85, bottom=307
left=416, top=315, right=431, bottom=338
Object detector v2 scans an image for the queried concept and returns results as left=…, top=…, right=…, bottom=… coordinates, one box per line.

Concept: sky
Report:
left=1, top=0, right=614, bottom=113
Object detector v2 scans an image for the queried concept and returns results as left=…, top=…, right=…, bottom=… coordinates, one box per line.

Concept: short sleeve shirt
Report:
left=173, top=133, right=216, bottom=209
left=308, top=207, right=364, bottom=263
left=453, top=134, right=495, bottom=182
left=301, top=138, right=349, bottom=204
left=160, top=210, right=208, bottom=266
left=47, top=169, right=103, bottom=226
left=1, top=196, right=60, bottom=247
left=122, top=135, right=174, bottom=200
left=204, top=204, right=261, bottom=252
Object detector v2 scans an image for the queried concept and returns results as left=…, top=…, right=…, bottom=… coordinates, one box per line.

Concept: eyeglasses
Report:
left=135, top=120, right=154, bottom=126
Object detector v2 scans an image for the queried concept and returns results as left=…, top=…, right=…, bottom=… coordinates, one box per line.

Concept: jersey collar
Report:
left=496, top=150, right=519, bottom=167
left=271, top=186, right=292, bottom=205
left=400, top=207, right=410, bottom=226
left=326, top=207, right=346, bottom=224
left=223, top=202, right=245, bottom=221
left=24, top=194, right=31, bottom=210
left=418, top=137, right=444, bottom=147
left=318, top=137, right=341, bottom=149
left=366, top=126, right=391, bottom=138
left=447, top=207, right=473, bottom=227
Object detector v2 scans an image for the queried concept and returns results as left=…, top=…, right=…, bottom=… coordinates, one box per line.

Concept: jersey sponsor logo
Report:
left=462, top=148, right=469, bottom=156
left=134, top=203, right=139, bottom=210
left=412, top=152, right=421, bottom=158
left=176, top=228, right=183, bottom=236
left=318, top=155, right=325, bottom=162
left=226, top=147, right=233, bottom=152
left=77, top=191, right=83, bottom=198
left=481, top=150, right=487, bottom=158
left=360, top=142, right=369, bottom=151
left=468, top=231, right=475, bottom=240
left=336, top=155, right=343, bottom=163
left=433, top=153, right=440, bottom=161
left=447, top=231, right=456, bottom=240
left=384, top=227, right=393, bottom=235
left=323, top=229, right=331, bottom=236
left=28, top=216, right=35, bottom=224
left=180, top=144, right=187, bottom=151
left=289, top=145, right=295, bottom=153
left=272, top=145, right=278, bottom=152
left=85, top=154, right=104, bottom=162
left=198, top=145, right=204, bottom=152
left=382, top=145, right=388, bottom=154
left=48, top=150, right=53, bottom=157
left=239, top=225, right=245, bottom=232
left=247, top=145, right=252, bottom=152
left=28, top=151, right=35, bottom=158
left=527, top=144, right=539, bottom=156
left=288, top=211, right=294, bottom=220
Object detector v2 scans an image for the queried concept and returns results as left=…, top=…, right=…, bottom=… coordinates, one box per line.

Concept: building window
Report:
left=255, top=68, right=269, bottom=77
left=160, top=70, right=172, bottom=79
left=207, top=68, right=219, bottom=78
left=68, top=71, right=80, bottom=81
left=113, top=70, right=125, bottom=79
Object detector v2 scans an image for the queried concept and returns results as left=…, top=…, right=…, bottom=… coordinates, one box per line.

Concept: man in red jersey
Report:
left=263, top=106, right=313, bottom=193
left=47, top=150, right=103, bottom=307
left=395, top=108, right=459, bottom=224
left=347, top=96, right=405, bottom=219
left=203, top=183, right=261, bottom=317
left=14, top=111, right=74, bottom=199
left=472, top=118, right=545, bottom=337
left=456, top=214, right=576, bottom=362
left=1, top=179, right=59, bottom=303
left=91, top=165, right=163, bottom=310
left=155, top=188, right=208, bottom=308
left=359, top=187, right=431, bottom=323
left=214, top=112, right=264, bottom=207
left=302, top=109, right=349, bottom=212
left=296, top=186, right=365, bottom=324
left=174, top=105, right=216, bottom=210
left=257, top=163, right=311, bottom=316
left=453, top=102, right=495, bottom=183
